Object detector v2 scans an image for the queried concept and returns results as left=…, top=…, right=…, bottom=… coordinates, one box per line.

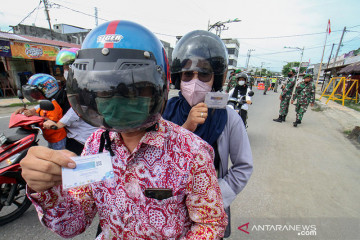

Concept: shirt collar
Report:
left=108, top=118, right=167, bottom=150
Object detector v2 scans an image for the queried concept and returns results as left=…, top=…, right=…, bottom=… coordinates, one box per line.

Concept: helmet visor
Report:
left=22, top=85, right=46, bottom=102
left=67, top=64, right=165, bottom=132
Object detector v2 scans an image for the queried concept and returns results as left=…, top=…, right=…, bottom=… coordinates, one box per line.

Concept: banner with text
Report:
left=0, top=40, right=12, bottom=57
left=10, top=42, right=60, bottom=61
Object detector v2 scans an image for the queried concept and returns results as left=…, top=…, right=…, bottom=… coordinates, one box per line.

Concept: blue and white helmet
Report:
left=67, top=20, right=170, bottom=132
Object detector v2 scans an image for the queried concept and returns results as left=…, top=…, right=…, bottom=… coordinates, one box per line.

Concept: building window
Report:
left=228, top=48, right=235, bottom=55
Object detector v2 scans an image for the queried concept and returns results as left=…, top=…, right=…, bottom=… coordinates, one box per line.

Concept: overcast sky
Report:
left=1, top=0, right=359, bottom=72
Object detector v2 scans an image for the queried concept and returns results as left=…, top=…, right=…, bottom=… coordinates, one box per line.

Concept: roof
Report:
left=19, top=35, right=80, bottom=48
left=0, top=31, right=80, bottom=48
left=339, top=62, right=360, bottom=74
left=0, top=31, right=31, bottom=42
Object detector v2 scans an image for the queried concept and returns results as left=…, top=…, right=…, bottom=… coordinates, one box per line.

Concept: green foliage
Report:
left=282, top=62, right=306, bottom=75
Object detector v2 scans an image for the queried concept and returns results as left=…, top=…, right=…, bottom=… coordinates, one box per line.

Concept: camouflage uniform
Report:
left=263, top=77, right=271, bottom=94
left=226, top=75, right=237, bottom=93
left=292, top=80, right=315, bottom=121
left=279, top=77, right=296, bottom=116
left=249, top=76, right=255, bottom=90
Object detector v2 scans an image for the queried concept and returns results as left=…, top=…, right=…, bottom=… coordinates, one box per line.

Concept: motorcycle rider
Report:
left=228, top=72, right=253, bottom=127
left=162, top=30, right=253, bottom=238
left=15, top=74, right=67, bottom=150
left=20, top=20, right=227, bottom=239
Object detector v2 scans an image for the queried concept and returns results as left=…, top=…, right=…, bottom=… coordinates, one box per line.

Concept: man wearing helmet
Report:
left=20, top=21, right=227, bottom=239
left=15, top=73, right=67, bottom=150
left=162, top=30, right=253, bottom=238
left=228, top=72, right=253, bottom=126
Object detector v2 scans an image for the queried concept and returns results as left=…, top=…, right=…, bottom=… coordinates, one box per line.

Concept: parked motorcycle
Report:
left=0, top=92, right=55, bottom=225
left=227, top=89, right=254, bottom=127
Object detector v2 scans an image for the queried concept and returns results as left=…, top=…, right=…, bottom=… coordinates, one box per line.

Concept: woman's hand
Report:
left=182, top=103, right=208, bottom=132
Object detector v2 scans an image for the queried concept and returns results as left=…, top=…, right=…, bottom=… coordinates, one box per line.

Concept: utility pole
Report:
left=208, top=18, right=241, bottom=37
left=260, top=62, right=265, bottom=78
left=246, top=49, right=255, bottom=70
left=42, top=0, right=53, bottom=39
left=331, top=27, right=346, bottom=76
left=95, top=7, right=98, bottom=26
left=326, top=43, right=335, bottom=69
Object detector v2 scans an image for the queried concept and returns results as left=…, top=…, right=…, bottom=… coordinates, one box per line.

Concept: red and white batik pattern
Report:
left=28, top=118, right=227, bottom=239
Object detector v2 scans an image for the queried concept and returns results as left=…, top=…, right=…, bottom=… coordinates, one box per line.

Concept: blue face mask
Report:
left=95, top=96, right=151, bottom=130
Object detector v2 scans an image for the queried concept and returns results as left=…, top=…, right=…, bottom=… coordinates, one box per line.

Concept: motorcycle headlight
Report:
left=0, top=153, right=21, bottom=169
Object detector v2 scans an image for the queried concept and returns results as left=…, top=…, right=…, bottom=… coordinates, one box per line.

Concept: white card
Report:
left=62, top=152, right=114, bottom=189
left=204, top=92, right=229, bottom=109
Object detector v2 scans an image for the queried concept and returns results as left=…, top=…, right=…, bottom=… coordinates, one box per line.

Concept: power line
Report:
left=8, top=0, right=42, bottom=32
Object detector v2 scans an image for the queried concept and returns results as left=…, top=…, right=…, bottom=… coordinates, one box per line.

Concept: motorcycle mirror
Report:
left=17, top=90, right=24, bottom=99
left=248, top=91, right=254, bottom=97
left=39, top=100, right=55, bottom=111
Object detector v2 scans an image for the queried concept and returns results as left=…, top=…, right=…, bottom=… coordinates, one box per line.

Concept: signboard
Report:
left=0, top=40, right=11, bottom=57
left=10, top=42, right=60, bottom=61
left=301, top=62, right=309, bottom=67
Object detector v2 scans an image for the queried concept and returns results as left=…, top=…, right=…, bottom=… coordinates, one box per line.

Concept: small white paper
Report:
left=62, top=152, right=114, bottom=189
left=204, top=92, right=229, bottom=109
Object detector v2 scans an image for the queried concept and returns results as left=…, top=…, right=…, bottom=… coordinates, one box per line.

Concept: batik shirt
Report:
left=292, top=81, right=315, bottom=105
left=27, top=118, right=227, bottom=240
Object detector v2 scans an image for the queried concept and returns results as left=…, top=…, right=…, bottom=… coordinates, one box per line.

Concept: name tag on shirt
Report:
left=204, top=92, right=228, bottom=109
left=62, top=152, right=114, bottom=189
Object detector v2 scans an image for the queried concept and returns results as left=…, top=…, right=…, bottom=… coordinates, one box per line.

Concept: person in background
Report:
left=226, top=69, right=240, bottom=93
left=273, top=69, right=297, bottom=122
left=16, top=74, right=67, bottom=150
left=291, top=74, right=315, bottom=127
left=43, top=107, right=98, bottom=155
left=162, top=30, right=253, bottom=238
left=228, top=72, right=253, bottom=126
left=263, top=76, right=271, bottom=95
left=20, top=20, right=227, bottom=239
left=274, top=77, right=279, bottom=93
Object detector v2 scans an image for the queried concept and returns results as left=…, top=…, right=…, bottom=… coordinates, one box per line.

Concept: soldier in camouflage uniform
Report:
left=249, top=75, right=255, bottom=90
left=263, top=76, right=271, bottom=95
left=291, top=74, right=315, bottom=127
left=226, top=70, right=239, bottom=93
left=273, top=69, right=296, bottom=122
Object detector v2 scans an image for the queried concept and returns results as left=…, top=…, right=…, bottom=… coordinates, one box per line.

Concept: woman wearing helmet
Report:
left=162, top=30, right=253, bottom=238
left=20, top=21, right=227, bottom=239
left=228, top=72, right=253, bottom=127
left=15, top=73, right=67, bottom=150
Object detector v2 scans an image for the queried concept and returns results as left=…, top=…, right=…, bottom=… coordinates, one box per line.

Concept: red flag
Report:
left=328, top=19, right=331, bottom=34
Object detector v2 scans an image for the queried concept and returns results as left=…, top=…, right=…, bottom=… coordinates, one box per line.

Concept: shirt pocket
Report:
left=142, top=193, right=188, bottom=237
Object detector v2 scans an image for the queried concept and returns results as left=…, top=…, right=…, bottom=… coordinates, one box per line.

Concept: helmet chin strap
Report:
left=99, top=130, right=115, bottom=156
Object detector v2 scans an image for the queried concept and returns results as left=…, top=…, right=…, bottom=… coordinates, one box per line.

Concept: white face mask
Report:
left=238, top=80, right=245, bottom=86
left=180, top=79, right=212, bottom=107
left=63, top=70, right=69, bottom=80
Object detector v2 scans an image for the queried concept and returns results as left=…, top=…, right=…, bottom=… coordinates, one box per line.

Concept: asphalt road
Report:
left=0, top=88, right=359, bottom=239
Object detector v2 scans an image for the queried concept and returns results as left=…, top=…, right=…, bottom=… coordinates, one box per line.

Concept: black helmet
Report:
left=236, top=72, right=248, bottom=82
left=66, top=20, right=170, bottom=133
left=171, top=30, right=228, bottom=91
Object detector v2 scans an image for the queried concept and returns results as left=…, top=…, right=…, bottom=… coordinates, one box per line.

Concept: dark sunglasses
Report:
left=181, top=71, right=213, bottom=82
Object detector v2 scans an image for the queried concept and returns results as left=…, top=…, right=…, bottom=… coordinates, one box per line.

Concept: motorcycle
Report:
left=227, top=88, right=254, bottom=127
left=0, top=91, right=55, bottom=225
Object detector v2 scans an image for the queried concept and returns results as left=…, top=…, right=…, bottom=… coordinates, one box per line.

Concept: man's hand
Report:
left=15, top=108, right=37, bottom=117
left=43, top=120, right=57, bottom=129
left=20, top=146, right=77, bottom=192
left=182, top=103, right=208, bottom=132
left=310, top=103, right=314, bottom=107
left=279, top=95, right=283, bottom=101
left=246, top=100, right=252, bottom=105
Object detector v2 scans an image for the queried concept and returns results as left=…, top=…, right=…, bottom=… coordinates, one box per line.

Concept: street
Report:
left=0, top=88, right=359, bottom=239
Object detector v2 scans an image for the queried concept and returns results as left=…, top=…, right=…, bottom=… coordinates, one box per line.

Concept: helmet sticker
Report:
left=97, top=34, right=124, bottom=43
